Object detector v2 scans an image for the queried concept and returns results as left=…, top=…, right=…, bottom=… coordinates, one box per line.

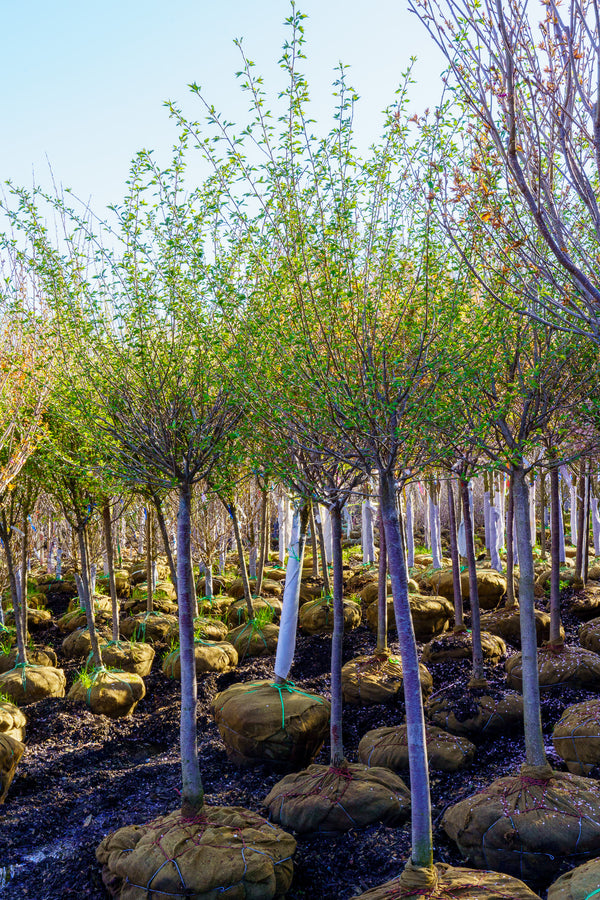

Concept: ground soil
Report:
left=0, top=584, right=593, bottom=899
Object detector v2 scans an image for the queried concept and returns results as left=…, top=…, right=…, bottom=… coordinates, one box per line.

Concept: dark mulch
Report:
left=0, top=585, right=592, bottom=899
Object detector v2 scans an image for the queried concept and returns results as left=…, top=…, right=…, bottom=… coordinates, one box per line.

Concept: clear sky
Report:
left=1, top=0, right=446, bottom=213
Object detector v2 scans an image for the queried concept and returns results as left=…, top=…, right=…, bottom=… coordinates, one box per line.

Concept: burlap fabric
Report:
left=197, top=595, right=235, bottom=618
left=358, top=724, right=475, bottom=773
left=191, top=617, right=228, bottom=642
left=341, top=654, right=433, bottom=705
left=67, top=595, right=112, bottom=614
left=120, top=612, right=178, bottom=643
left=553, top=698, right=600, bottom=775
left=212, top=679, right=330, bottom=769
left=365, top=596, right=453, bottom=641
left=347, top=571, right=378, bottom=593
left=480, top=607, right=558, bottom=647
left=350, top=862, right=542, bottom=899
left=548, top=857, right=600, bottom=900
left=58, top=603, right=111, bottom=633
left=128, top=562, right=170, bottom=585
left=422, top=631, right=506, bottom=664
left=6, top=606, right=52, bottom=629
left=0, top=664, right=66, bottom=705
left=426, top=687, right=523, bottom=736
left=229, top=578, right=282, bottom=600
left=0, top=700, right=26, bottom=741
left=99, top=641, right=155, bottom=677
left=298, top=597, right=361, bottom=635
left=68, top=669, right=146, bottom=717
left=0, top=645, right=58, bottom=672
left=226, top=598, right=283, bottom=628
left=569, top=585, right=600, bottom=619
left=227, top=623, right=279, bottom=660
left=62, top=626, right=112, bottom=660
left=28, top=591, right=49, bottom=609
left=123, top=596, right=178, bottom=616
left=262, top=567, right=287, bottom=583
left=96, top=570, right=131, bottom=599
left=443, top=767, right=600, bottom=882
left=0, top=733, right=25, bottom=803
left=428, top=570, right=508, bottom=609
left=506, top=645, right=600, bottom=691
left=264, top=762, right=410, bottom=834
left=162, top=640, right=238, bottom=679
left=97, top=806, right=295, bottom=900
left=196, top=574, right=227, bottom=595
left=359, top=580, right=388, bottom=606
left=579, top=617, right=600, bottom=653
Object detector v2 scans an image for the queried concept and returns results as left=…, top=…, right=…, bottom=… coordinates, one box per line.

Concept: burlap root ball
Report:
left=479, top=606, right=558, bottom=647
left=123, top=595, right=178, bottom=616
left=0, top=664, right=66, bottom=705
left=443, top=766, right=600, bottom=882
left=119, top=612, right=178, bottom=643
left=421, top=630, right=506, bottom=664
left=57, top=604, right=111, bottom=633
left=197, top=594, right=235, bottom=618
left=264, top=762, right=410, bottom=834
left=99, top=640, right=155, bottom=677
left=68, top=668, right=145, bottom=717
left=226, top=598, right=283, bottom=629
left=553, top=698, right=600, bottom=775
left=359, top=580, right=388, bottom=606
left=578, top=616, right=600, bottom=653
left=0, top=700, right=26, bottom=741
left=548, top=857, right=600, bottom=900
left=5, top=606, right=52, bottom=630
left=162, top=640, right=238, bottom=679
left=0, top=646, right=58, bottom=673
left=568, top=585, right=600, bottom=619
left=426, top=686, right=523, bottom=737
left=341, top=654, right=433, bottom=705
left=226, top=623, right=279, bottom=660
left=506, top=645, right=600, bottom=691
left=212, top=679, right=330, bottom=769
left=96, top=806, right=296, bottom=900
left=364, top=596, right=453, bottom=641
left=358, top=724, right=475, bottom=773
left=196, top=574, right=227, bottom=595
left=298, top=597, right=361, bottom=635
left=229, top=577, right=283, bottom=600
left=62, top=626, right=112, bottom=660
left=193, top=616, right=228, bottom=642
left=0, top=733, right=25, bottom=803
left=350, top=862, right=543, bottom=899
left=428, top=569, right=508, bottom=609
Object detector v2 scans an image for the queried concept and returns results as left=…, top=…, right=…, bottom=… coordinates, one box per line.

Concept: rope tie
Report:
left=244, top=680, right=323, bottom=729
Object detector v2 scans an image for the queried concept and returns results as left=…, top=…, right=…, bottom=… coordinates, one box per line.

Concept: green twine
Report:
left=584, top=890, right=600, bottom=900
left=8, top=660, right=44, bottom=690
left=245, top=680, right=323, bottom=729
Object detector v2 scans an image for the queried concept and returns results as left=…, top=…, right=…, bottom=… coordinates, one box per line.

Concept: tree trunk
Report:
left=379, top=470, right=432, bottom=871
left=76, top=526, right=102, bottom=669
left=512, top=465, right=547, bottom=767
left=274, top=501, right=310, bottom=683
left=309, top=503, right=320, bottom=577
left=540, top=472, right=547, bottom=560
left=256, top=485, right=269, bottom=595
left=177, top=482, right=204, bottom=815
left=584, top=469, right=591, bottom=585
left=229, top=502, right=254, bottom=619
left=376, top=508, right=388, bottom=652
left=314, top=506, right=332, bottom=596
left=146, top=508, right=154, bottom=613
left=152, top=493, right=177, bottom=593
left=575, top=462, right=586, bottom=580
left=459, top=478, right=484, bottom=683
left=447, top=479, right=464, bottom=630
left=505, top=477, right=516, bottom=606
left=102, top=499, right=119, bottom=642
left=330, top=504, right=345, bottom=767
left=20, top=514, right=29, bottom=654
left=3, top=529, right=26, bottom=665
left=549, top=462, right=562, bottom=644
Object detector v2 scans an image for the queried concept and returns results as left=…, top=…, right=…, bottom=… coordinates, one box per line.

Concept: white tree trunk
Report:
left=405, top=489, right=415, bottom=568
left=592, top=497, right=600, bottom=557
left=274, top=505, right=308, bottom=681
left=483, top=489, right=491, bottom=551
left=322, top=506, right=333, bottom=564
left=362, top=498, right=375, bottom=565
left=489, top=504, right=503, bottom=573
left=428, top=490, right=441, bottom=569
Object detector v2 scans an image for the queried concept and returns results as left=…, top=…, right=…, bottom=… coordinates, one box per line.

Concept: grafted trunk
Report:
left=178, top=482, right=204, bottom=815
left=446, top=479, right=464, bottom=630
left=459, top=478, right=484, bottom=683
left=376, top=508, right=388, bottom=652
left=330, top=505, right=345, bottom=767
left=512, top=465, right=547, bottom=767
left=274, top=501, right=310, bottom=683
left=379, top=470, right=432, bottom=870
left=549, top=462, right=562, bottom=644
left=102, top=499, right=119, bottom=642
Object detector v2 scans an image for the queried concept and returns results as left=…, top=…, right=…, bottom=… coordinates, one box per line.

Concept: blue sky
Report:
left=1, top=1, right=446, bottom=212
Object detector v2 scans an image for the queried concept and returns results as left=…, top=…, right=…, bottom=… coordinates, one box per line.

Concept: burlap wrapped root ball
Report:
left=350, top=862, right=543, bottom=899
left=68, top=668, right=145, bottom=717
left=62, top=626, right=112, bottom=660
left=364, top=595, right=453, bottom=641
left=0, top=733, right=25, bottom=803
left=193, top=616, right=228, bottom=642
left=229, top=577, right=283, bottom=600
left=421, top=630, right=506, bottom=664
left=99, top=640, right=155, bottom=677
left=212, top=679, right=330, bottom=769
left=226, top=598, right=283, bottom=629
left=428, top=569, right=508, bottom=610
left=578, top=616, right=600, bottom=653
left=226, top=622, right=279, bottom=660
left=299, top=596, right=361, bottom=635
left=57, top=603, right=111, bottom=633
left=548, top=857, right=600, bottom=900
left=119, top=611, right=178, bottom=643
left=568, top=586, right=600, bottom=619
left=0, top=700, right=26, bottom=741
left=479, top=606, right=558, bottom=647
left=0, top=645, right=58, bottom=673
left=358, top=724, right=475, bottom=773
left=264, top=762, right=410, bottom=834
left=426, top=686, right=523, bottom=737
left=553, top=698, right=600, bottom=775
left=341, top=654, right=433, bottom=705
left=0, top=664, right=66, bottom=705
left=5, top=606, right=52, bottom=629
left=506, top=645, right=600, bottom=691
left=162, top=640, right=238, bottom=679
left=96, top=806, right=296, bottom=900
left=197, top=594, right=235, bottom=618
left=443, top=767, right=600, bottom=882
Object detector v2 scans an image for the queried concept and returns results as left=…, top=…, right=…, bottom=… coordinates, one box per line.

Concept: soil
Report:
left=0, top=584, right=593, bottom=900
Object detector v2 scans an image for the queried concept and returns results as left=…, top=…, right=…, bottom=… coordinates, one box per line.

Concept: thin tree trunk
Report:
left=256, top=485, right=268, bottom=595
left=513, top=465, right=547, bottom=768
left=152, top=493, right=177, bottom=593
left=584, top=468, right=591, bottom=585
left=309, top=503, right=320, bottom=577
left=76, top=527, right=102, bottom=669
left=274, top=501, right=310, bottom=683
left=330, top=505, right=345, bottom=767
left=575, top=461, right=586, bottom=580
left=20, top=514, right=29, bottom=652
left=178, top=482, right=204, bottom=815
left=376, top=508, right=388, bottom=653
left=459, top=478, right=484, bottom=684
left=314, top=506, right=332, bottom=596
left=379, top=470, right=432, bottom=871
left=447, top=479, right=464, bottom=630
left=549, top=462, right=562, bottom=644
left=228, top=502, right=254, bottom=619
left=505, top=477, right=516, bottom=606
left=103, top=499, right=119, bottom=643
left=146, top=508, right=154, bottom=613
left=540, top=472, right=547, bottom=560
left=3, top=528, right=26, bottom=665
